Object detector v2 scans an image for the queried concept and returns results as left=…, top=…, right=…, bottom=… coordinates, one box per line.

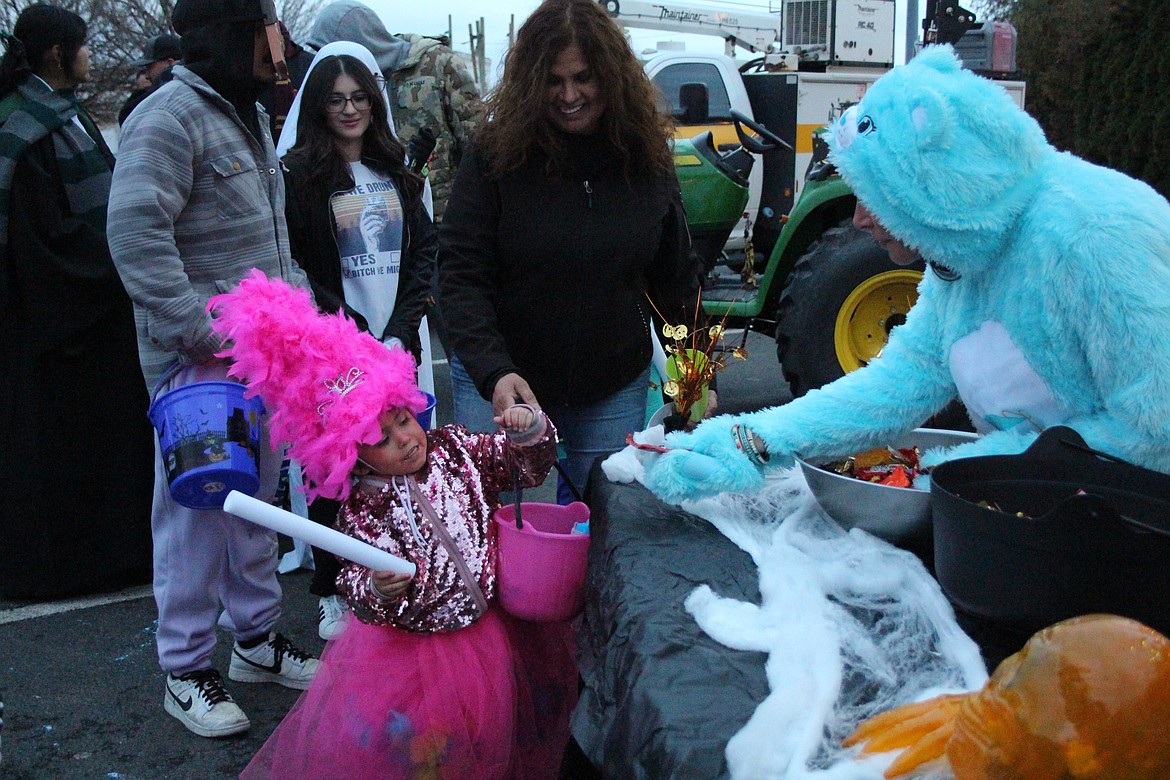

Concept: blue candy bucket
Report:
left=148, top=381, right=265, bottom=510
left=415, top=392, right=437, bottom=429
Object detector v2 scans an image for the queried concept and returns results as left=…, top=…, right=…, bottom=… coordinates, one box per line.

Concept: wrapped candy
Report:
left=845, top=614, right=1170, bottom=779
left=823, top=446, right=923, bottom=488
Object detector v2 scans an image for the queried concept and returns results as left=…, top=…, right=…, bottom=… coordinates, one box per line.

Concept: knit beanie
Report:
left=172, top=0, right=263, bottom=36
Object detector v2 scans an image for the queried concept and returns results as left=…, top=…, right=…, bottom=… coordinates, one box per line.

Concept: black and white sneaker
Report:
left=228, top=632, right=319, bottom=690
left=164, top=669, right=249, bottom=738
left=318, top=595, right=350, bottom=641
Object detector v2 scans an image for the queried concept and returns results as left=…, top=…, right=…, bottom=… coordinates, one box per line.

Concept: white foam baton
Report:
left=224, top=490, right=416, bottom=576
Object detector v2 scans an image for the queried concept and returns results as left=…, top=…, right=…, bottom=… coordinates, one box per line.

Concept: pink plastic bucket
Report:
left=493, top=502, right=590, bottom=622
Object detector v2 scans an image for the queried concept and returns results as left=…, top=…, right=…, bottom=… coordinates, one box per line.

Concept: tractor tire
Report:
left=775, top=220, right=924, bottom=397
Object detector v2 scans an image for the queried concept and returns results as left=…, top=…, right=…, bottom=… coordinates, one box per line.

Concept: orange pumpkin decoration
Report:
left=846, top=615, right=1170, bottom=779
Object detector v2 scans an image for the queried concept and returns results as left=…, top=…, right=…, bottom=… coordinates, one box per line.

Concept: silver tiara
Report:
left=317, top=367, right=365, bottom=416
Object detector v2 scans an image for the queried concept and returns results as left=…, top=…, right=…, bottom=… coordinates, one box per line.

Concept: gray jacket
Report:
left=108, top=65, right=310, bottom=389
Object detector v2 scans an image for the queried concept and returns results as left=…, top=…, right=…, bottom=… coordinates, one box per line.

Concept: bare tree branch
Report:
left=2, top=0, right=320, bottom=123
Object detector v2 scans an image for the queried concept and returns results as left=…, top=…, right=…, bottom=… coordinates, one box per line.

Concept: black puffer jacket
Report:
left=283, top=153, right=437, bottom=361
left=440, top=134, right=703, bottom=407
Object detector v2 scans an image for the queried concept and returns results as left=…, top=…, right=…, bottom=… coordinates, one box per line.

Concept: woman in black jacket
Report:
left=440, top=0, right=707, bottom=499
left=281, top=49, right=436, bottom=640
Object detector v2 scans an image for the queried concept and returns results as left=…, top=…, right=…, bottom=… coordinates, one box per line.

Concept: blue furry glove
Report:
left=644, top=416, right=767, bottom=502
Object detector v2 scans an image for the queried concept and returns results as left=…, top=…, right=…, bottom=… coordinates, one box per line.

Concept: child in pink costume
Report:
left=210, top=270, right=577, bottom=780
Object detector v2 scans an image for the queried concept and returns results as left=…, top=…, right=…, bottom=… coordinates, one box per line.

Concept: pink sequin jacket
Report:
left=335, top=415, right=557, bottom=634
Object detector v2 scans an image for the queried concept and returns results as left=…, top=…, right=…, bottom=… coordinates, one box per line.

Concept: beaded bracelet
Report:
left=731, top=423, right=770, bottom=468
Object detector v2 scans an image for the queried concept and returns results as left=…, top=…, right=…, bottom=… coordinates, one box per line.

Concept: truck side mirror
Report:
left=676, top=82, right=709, bottom=124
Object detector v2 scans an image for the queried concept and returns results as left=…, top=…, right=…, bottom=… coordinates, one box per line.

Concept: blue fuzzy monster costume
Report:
left=646, top=46, right=1170, bottom=503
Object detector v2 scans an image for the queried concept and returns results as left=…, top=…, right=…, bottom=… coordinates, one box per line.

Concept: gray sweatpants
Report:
left=149, top=363, right=283, bottom=675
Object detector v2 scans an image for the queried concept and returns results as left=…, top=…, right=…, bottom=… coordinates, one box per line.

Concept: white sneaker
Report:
left=318, top=595, right=350, bottom=641
left=164, top=669, right=250, bottom=738
left=228, top=632, right=319, bottom=690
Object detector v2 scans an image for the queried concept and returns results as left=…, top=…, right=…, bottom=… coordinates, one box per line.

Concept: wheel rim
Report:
left=833, top=270, right=922, bottom=373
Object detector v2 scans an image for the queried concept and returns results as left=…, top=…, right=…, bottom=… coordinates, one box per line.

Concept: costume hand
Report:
left=644, top=415, right=766, bottom=502
left=492, top=373, right=539, bottom=417
left=370, top=570, right=412, bottom=600
left=496, top=404, right=536, bottom=434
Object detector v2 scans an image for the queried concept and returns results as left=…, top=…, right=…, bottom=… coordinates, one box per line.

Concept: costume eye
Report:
left=857, top=115, right=877, bottom=136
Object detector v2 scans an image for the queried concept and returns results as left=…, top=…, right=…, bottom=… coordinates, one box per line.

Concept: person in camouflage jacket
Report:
left=307, top=1, right=485, bottom=222
left=390, top=34, right=484, bottom=221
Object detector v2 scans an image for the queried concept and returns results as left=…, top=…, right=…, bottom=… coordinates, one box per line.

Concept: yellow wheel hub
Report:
left=834, top=270, right=923, bottom=374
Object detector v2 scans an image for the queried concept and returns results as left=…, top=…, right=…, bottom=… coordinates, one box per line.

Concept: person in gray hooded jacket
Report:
left=306, top=0, right=484, bottom=222
left=107, top=0, right=319, bottom=741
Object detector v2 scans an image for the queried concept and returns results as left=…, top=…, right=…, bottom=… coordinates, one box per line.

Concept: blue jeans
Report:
left=449, top=354, right=649, bottom=501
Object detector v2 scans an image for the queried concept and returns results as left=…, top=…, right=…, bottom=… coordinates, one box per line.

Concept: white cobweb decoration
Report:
left=607, top=442, right=987, bottom=779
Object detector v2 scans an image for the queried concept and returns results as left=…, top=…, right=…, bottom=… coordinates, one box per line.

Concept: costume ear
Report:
left=913, top=45, right=965, bottom=75
left=906, top=87, right=950, bottom=150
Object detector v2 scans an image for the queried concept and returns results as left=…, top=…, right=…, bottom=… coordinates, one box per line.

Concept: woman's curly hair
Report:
left=479, top=0, right=674, bottom=178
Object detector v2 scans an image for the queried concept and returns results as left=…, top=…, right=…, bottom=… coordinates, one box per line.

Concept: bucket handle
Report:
left=1056, top=438, right=1170, bottom=537
left=508, top=458, right=585, bottom=530
left=149, top=361, right=185, bottom=406
left=1058, top=436, right=1140, bottom=469
left=553, top=459, right=584, bottom=504
left=1119, top=513, right=1170, bottom=538
left=1054, top=490, right=1170, bottom=539
left=512, top=467, right=523, bottom=529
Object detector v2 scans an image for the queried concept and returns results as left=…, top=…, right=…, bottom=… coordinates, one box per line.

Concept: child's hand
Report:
left=370, top=570, right=412, bottom=600
left=495, top=404, right=536, bottom=434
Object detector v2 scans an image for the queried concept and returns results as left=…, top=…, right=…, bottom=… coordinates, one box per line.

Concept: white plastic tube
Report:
left=223, top=490, right=416, bottom=576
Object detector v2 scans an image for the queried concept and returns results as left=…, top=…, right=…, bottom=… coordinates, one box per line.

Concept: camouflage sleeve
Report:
left=438, top=50, right=486, bottom=162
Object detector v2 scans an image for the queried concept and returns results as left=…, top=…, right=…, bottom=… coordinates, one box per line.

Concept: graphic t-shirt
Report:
left=330, top=161, right=404, bottom=338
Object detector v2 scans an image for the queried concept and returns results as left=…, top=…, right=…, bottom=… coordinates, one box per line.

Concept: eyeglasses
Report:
left=325, top=92, right=372, bottom=114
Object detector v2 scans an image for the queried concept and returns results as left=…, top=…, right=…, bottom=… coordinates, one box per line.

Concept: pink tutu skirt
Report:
left=241, top=608, right=577, bottom=780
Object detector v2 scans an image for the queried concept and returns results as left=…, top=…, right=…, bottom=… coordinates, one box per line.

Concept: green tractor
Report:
left=674, top=112, right=923, bottom=399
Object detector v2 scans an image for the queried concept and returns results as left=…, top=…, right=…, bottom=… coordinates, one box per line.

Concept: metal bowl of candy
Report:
left=796, top=428, right=979, bottom=545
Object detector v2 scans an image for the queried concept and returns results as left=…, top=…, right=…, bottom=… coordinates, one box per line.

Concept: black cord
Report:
left=512, top=466, right=523, bottom=529
left=552, top=459, right=585, bottom=504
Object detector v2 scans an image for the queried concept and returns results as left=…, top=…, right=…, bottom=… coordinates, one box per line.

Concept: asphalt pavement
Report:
left=0, top=330, right=788, bottom=779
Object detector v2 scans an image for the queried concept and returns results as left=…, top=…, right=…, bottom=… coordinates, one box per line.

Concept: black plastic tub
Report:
left=930, top=427, right=1170, bottom=636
